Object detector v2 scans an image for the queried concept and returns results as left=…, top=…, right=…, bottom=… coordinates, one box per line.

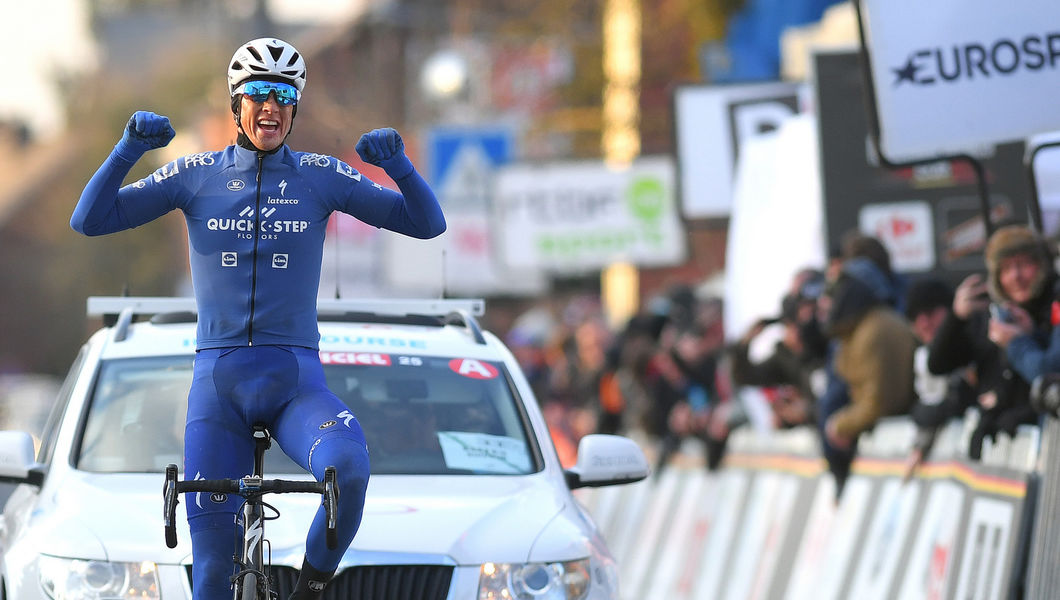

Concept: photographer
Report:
left=929, top=225, right=1051, bottom=458
left=730, top=269, right=827, bottom=429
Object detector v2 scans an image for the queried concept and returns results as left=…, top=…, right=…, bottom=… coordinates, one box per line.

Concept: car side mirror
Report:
left=564, top=434, right=650, bottom=489
left=0, top=431, right=45, bottom=487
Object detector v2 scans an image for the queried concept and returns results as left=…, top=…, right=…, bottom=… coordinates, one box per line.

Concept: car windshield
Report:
left=77, top=354, right=539, bottom=476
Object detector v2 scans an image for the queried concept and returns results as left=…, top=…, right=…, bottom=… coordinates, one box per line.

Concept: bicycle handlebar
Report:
left=163, top=464, right=339, bottom=549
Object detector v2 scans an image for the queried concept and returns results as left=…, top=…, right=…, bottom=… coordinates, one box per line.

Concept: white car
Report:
left=0, top=297, right=648, bottom=600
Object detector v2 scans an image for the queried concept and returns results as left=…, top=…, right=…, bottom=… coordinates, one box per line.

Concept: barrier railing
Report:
left=576, top=414, right=1042, bottom=600
left=1024, top=415, right=1058, bottom=600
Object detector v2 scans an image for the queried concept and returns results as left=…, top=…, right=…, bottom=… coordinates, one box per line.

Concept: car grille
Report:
left=185, top=564, right=454, bottom=599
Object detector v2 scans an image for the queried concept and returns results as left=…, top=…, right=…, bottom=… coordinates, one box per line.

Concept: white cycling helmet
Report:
left=227, top=38, right=307, bottom=95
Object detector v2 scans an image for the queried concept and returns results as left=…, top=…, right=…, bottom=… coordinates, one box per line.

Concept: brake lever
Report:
left=163, top=463, right=179, bottom=548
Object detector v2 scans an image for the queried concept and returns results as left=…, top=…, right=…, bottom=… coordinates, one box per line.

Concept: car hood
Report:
left=41, top=471, right=578, bottom=566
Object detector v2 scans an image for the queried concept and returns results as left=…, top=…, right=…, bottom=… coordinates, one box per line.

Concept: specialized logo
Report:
left=336, top=160, right=363, bottom=181
left=892, top=33, right=1060, bottom=88
left=319, top=420, right=337, bottom=430
left=221, top=252, right=238, bottom=267
left=337, top=410, right=356, bottom=428
left=246, top=515, right=264, bottom=556
left=300, top=153, right=332, bottom=168
left=272, top=253, right=288, bottom=269
left=266, top=180, right=299, bottom=206
left=227, top=179, right=246, bottom=191
left=308, top=581, right=326, bottom=593
left=152, top=161, right=179, bottom=183
left=193, top=472, right=206, bottom=509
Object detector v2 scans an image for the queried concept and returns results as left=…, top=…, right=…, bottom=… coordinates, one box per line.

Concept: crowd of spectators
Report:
left=504, top=223, right=1060, bottom=497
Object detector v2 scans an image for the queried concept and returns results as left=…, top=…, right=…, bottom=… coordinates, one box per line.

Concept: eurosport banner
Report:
left=673, top=81, right=802, bottom=219
left=858, top=0, right=1060, bottom=160
left=494, top=156, right=686, bottom=273
left=814, top=50, right=1030, bottom=286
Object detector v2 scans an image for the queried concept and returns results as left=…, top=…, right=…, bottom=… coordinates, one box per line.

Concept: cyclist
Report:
left=71, top=38, right=446, bottom=600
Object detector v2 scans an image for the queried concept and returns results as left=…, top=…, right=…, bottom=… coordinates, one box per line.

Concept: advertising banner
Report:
left=814, top=49, right=1030, bottom=284
left=384, top=126, right=548, bottom=296
left=673, top=82, right=802, bottom=219
left=495, top=156, right=686, bottom=273
left=859, top=0, right=1060, bottom=160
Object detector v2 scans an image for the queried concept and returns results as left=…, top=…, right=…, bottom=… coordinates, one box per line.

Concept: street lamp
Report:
left=420, top=49, right=469, bottom=103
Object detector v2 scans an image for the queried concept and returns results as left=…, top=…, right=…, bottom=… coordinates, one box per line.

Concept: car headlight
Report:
left=38, top=556, right=160, bottom=600
left=478, top=559, right=590, bottom=600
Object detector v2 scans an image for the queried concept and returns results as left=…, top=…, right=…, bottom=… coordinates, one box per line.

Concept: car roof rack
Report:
left=86, top=297, right=488, bottom=344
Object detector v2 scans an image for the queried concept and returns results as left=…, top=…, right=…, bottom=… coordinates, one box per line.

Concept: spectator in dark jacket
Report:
left=730, top=269, right=826, bottom=429
left=929, top=224, right=1053, bottom=458
left=902, top=276, right=976, bottom=479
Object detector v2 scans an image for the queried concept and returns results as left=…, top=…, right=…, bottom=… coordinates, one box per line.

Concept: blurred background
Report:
left=9, top=4, right=1060, bottom=597
left=3, top=0, right=848, bottom=381
left=4, top=0, right=724, bottom=375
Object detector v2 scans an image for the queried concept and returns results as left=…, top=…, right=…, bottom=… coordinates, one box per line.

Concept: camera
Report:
left=1030, top=373, right=1060, bottom=416
left=989, top=303, right=1014, bottom=323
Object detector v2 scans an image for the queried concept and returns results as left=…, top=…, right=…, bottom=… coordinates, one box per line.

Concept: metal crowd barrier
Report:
left=576, top=414, right=1044, bottom=600
left=1024, top=414, right=1059, bottom=600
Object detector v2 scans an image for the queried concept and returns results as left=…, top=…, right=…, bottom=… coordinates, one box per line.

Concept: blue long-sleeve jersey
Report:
left=72, top=143, right=446, bottom=349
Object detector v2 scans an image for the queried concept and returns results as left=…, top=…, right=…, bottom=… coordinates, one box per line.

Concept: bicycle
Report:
left=163, top=424, right=339, bottom=600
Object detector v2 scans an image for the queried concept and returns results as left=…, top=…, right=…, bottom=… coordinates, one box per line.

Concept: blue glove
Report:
left=115, top=111, right=175, bottom=161
left=356, top=127, right=414, bottom=179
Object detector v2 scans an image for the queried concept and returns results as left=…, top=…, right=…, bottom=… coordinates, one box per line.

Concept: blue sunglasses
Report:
left=238, top=80, right=300, bottom=106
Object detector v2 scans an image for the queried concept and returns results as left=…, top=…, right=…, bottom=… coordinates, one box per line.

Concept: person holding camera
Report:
left=929, top=224, right=1052, bottom=458
left=730, top=268, right=827, bottom=430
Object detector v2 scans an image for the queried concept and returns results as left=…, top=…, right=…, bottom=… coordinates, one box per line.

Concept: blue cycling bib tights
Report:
left=72, top=142, right=445, bottom=600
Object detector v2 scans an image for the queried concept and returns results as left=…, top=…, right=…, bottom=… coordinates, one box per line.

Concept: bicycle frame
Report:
left=235, top=426, right=275, bottom=600
left=163, top=424, right=338, bottom=600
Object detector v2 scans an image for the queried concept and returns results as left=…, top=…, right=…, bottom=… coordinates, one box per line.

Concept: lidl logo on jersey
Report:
left=221, top=252, right=237, bottom=267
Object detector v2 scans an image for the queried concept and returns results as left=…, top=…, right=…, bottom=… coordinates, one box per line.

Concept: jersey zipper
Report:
left=248, top=152, right=264, bottom=346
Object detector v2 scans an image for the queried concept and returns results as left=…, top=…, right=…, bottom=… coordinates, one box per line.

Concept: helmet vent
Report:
left=229, top=38, right=306, bottom=94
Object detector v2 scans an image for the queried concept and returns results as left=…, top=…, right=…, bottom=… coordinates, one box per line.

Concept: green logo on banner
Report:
left=628, top=176, right=666, bottom=222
